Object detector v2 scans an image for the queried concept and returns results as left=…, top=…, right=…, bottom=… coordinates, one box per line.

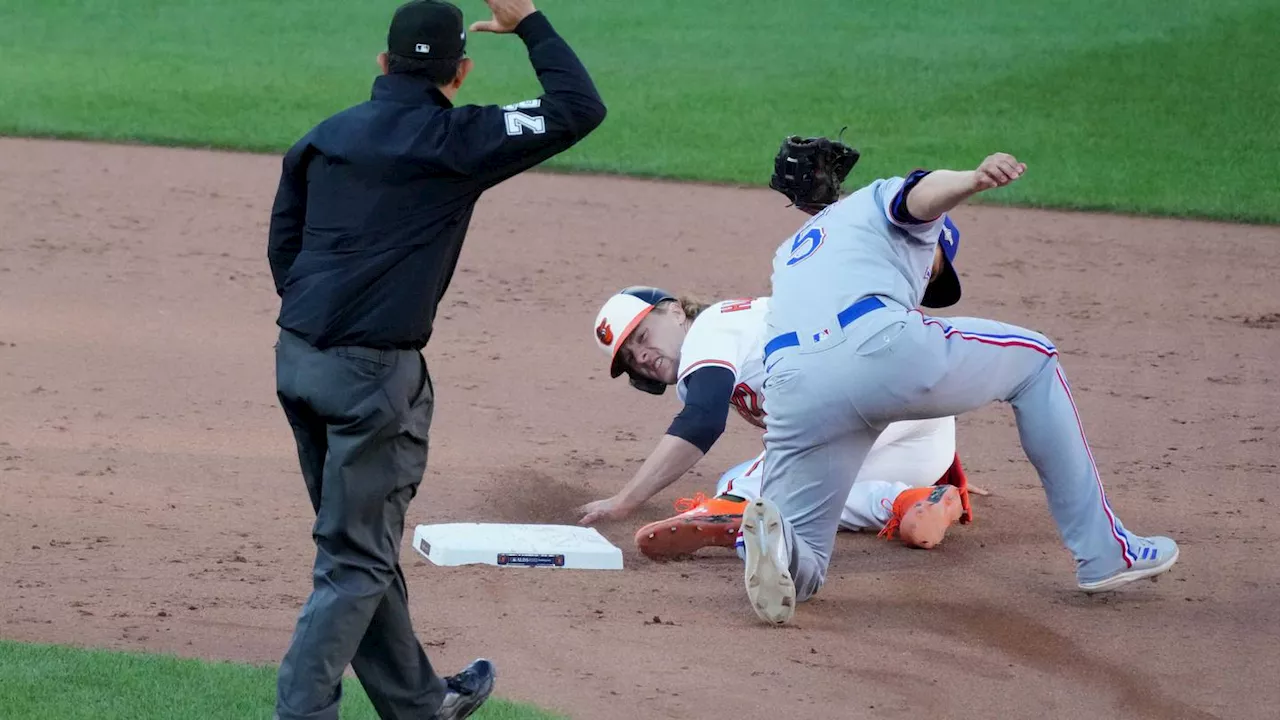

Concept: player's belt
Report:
left=762, top=296, right=886, bottom=365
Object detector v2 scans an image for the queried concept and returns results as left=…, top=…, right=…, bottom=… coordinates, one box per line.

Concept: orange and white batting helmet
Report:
left=592, top=286, right=676, bottom=394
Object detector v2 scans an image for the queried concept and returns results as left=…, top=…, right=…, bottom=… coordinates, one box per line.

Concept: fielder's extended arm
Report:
left=904, top=153, right=1026, bottom=221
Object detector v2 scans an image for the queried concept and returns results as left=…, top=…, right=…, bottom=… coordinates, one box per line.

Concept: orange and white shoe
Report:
left=634, top=492, right=748, bottom=560
left=878, top=484, right=967, bottom=549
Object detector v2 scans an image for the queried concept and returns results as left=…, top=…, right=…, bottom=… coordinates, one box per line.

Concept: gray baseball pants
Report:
left=273, top=329, right=447, bottom=720
left=760, top=303, right=1139, bottom=601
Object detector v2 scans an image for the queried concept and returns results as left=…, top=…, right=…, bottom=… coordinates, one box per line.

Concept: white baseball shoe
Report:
left=1077, top=535, right=1179, bottom=593
left=741, top=498, right=796, bottom=625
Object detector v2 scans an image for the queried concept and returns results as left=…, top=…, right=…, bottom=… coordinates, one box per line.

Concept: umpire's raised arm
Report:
left=438, top=0, right=607, bottom=183
left=266, top=2, right=607, bottom=719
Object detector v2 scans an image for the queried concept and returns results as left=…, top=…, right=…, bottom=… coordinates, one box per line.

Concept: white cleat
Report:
left=741, top=498, right=796, bottom=625
left=1077, top=535, right=1180, bottom=593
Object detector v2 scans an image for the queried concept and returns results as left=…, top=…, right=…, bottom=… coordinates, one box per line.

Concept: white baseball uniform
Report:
left=674, top=297, right=956, bottom=532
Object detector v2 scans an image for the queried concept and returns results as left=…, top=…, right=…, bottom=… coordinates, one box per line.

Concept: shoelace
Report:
left=445, top=673, right=470, bottom=694
left=673, top=492, right=711, bottom=513
left=876, top=497, right=903, bottom=540
left=445, top=665, right=483, bottom=694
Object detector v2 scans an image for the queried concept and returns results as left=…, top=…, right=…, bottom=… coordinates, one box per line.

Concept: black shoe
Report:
left=432, top=658, right=496, bottom=719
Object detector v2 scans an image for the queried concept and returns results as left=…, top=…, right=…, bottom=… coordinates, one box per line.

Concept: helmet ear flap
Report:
left=627, top=370, right=667, bottom=395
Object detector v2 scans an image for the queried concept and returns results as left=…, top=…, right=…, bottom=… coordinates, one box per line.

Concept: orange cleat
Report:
left=878, top=485, right=966, bottom=549
left=634, top=492, right=748, bottom=560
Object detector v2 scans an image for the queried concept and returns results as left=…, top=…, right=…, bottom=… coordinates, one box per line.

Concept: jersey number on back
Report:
left=786, top=227, right=825, bottom=266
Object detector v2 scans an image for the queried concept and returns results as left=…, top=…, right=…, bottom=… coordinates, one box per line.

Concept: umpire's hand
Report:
left=470, top=0, right=537, bottom=34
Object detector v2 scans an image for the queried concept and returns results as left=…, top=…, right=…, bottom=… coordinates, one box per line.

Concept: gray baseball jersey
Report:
left=765, top=177, right=946, bottom=339
left=755, top=176, right=1176, bottom=603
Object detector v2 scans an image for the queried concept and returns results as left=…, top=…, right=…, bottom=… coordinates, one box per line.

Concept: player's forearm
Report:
left=616, top=434, right=705, bottom=509
left=903, top=169, right=980, bottom=222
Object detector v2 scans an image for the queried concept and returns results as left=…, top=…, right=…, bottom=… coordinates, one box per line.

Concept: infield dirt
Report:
left=2, top=137, right=1278, bottom=719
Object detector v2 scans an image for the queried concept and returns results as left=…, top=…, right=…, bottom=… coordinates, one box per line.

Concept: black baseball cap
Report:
left=387, top=0, right=467, bottom=61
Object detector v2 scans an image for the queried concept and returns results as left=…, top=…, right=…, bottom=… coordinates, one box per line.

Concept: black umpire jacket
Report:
left=267, top=11, right=606, bottom=350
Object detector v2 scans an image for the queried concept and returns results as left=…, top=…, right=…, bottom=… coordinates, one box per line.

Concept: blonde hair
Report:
left=656, top=294, right=711, bottom=321
left=677, top=294, right=711, bottom=319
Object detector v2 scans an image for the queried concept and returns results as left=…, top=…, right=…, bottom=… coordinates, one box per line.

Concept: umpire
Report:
left=266, top=0, right=606, bottom=717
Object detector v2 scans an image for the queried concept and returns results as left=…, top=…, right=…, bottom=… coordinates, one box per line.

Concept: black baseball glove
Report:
left=769, top=133, right=860, bottom=212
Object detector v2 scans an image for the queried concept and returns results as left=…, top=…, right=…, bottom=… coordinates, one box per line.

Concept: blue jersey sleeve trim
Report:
left=888, top=169, right=935, bottom=225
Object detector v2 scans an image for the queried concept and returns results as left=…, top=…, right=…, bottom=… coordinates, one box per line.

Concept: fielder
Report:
left=743, top=135, right=1179, bottom=625
left=578, top=287, right=974, bottom=557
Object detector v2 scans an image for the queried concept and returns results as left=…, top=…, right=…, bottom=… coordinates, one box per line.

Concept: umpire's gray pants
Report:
left=273, top=329, right=447, bottom=720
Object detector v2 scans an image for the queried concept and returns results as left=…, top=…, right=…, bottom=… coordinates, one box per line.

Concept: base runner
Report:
left=577, top=287, right=975, bottom=558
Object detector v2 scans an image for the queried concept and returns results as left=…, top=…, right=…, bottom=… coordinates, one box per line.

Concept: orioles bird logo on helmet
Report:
left=596, top=318, right=614, bottom=346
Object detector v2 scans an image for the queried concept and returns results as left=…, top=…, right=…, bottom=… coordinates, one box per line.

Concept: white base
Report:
left=411, top=523, right=624, bottom=570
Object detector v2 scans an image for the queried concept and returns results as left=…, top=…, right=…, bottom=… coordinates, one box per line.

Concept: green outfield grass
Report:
left=0, top=0, right=1276, bottom=222
left=0, top=640, right=565, bottom=720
